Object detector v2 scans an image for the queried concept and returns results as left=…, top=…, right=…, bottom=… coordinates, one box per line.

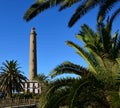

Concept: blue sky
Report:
left=0, top=0, right=120, bottom=78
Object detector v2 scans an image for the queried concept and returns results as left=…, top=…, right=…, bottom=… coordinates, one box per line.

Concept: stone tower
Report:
left=29, top=27, right=37, bottom=81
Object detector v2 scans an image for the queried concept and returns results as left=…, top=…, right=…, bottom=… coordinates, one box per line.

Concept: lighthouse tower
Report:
left=29, top=27, right=37, bottom=81
left=24, top=28, right=41, bottom=94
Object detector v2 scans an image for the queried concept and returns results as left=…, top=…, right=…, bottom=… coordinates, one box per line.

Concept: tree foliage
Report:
left=0, top=60, right=27, bottom=98
left=24, top=0, right=120, bottom=27
left=39, top=16, right=120, bottom=108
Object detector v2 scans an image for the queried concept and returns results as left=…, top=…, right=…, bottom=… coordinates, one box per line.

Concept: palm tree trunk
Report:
left=9, top=79, right=12, bottom=98
left=105, top=91, right=112, bottom=108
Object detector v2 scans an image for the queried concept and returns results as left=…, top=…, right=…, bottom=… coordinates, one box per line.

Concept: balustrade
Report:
left=0, top=98, right=39, bottom=108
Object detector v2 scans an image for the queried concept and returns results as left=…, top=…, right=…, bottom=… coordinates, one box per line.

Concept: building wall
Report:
left=24, top=81, right=41, bottom=94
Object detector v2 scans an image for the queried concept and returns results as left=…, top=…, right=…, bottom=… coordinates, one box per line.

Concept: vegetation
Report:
left=34, top=73, right=50, bottom=92
left=22, top=1, right=120, bottom=107
left=34, top=73, right=49, bottom=84
left=24, top=0, right=120, bottom=27
left=38, top=16, right=120, bottom=107
left=13, top=92, right=40, bottom=99
left=0, top=60, right=27, bottom=98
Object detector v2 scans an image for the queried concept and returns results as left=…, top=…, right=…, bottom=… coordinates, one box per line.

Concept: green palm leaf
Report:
left=68, top=0, right=101, bottom=27
left=50, top=61, right=89, bottom=78
left=97, top=0, right=120, bottom=23
left=24, top=0, right=120, bottom=27
left=59, top=0, right=79, bottom=11
left=24, top=1, right=50, bottom=21
left=66, top=40, right=97, bottom=73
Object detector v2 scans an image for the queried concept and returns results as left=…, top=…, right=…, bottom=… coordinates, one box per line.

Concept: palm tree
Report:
left=0, top=60, right=27, bottom=98
left=39, top=62, right=111, bottom=108
left=67, top=17, right=120, bottom=107
left=39, top=16, right=120, bottom=107
left=24, top=0, right=120, bottom=27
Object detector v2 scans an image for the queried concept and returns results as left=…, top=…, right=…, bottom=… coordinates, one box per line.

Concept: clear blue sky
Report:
left=0, top=0, right=119, bottom=78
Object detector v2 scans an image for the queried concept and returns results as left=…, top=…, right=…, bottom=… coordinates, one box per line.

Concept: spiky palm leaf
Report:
left=97, top=0, right=120, bottom=23
left=68, top=0, right=102, bottom=27
left=24, top=0, right=120, bottom=27
left=24, top=0, right=80, bottom=22
left=50, top=61, right=90, bottom=78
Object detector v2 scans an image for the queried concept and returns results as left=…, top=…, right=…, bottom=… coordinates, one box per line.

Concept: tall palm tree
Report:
left=24, top=0, right=120, bottom=27
left=39, top=16, right=120, bottom=107
left=0, top=60, right=27, bottom=98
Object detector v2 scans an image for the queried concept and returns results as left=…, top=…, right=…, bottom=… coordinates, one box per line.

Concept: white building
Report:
left=24, top=81, right=41, bottom=94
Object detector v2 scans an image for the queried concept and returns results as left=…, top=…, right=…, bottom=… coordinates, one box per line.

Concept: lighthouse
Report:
left=29, top=27, right=37, bottom=81
left=24, top=28, right=41, bottom=94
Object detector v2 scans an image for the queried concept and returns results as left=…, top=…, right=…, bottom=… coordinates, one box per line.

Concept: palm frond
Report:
left=40, top=87, right=70, bottom=108
left=24, top=1, right=50, bottom=21
left=68, top=79, right=89, bottom=108
left=68, top=0, right=101, bottom=27
left=39, top=78, right=76, bottom=107
left=66, top=40, right=97, bottom=73
left=97, top=0, right=120, bottom=23
left=24, top=0, right=65, bottom=21
left=111, top=31, right=119, bottom=58
left=77, top=24, right=97, bottom=44
left=48, top=78, right=76, bottom=93
left=50, top=61, right=89, bottom=78
left=76, top=25, right=103, bottom=55
left=59, top=0, right=79, bottom=11
left=100, top=22, right=112, bottom=53
left=109, top=8, right=120, bottom=30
